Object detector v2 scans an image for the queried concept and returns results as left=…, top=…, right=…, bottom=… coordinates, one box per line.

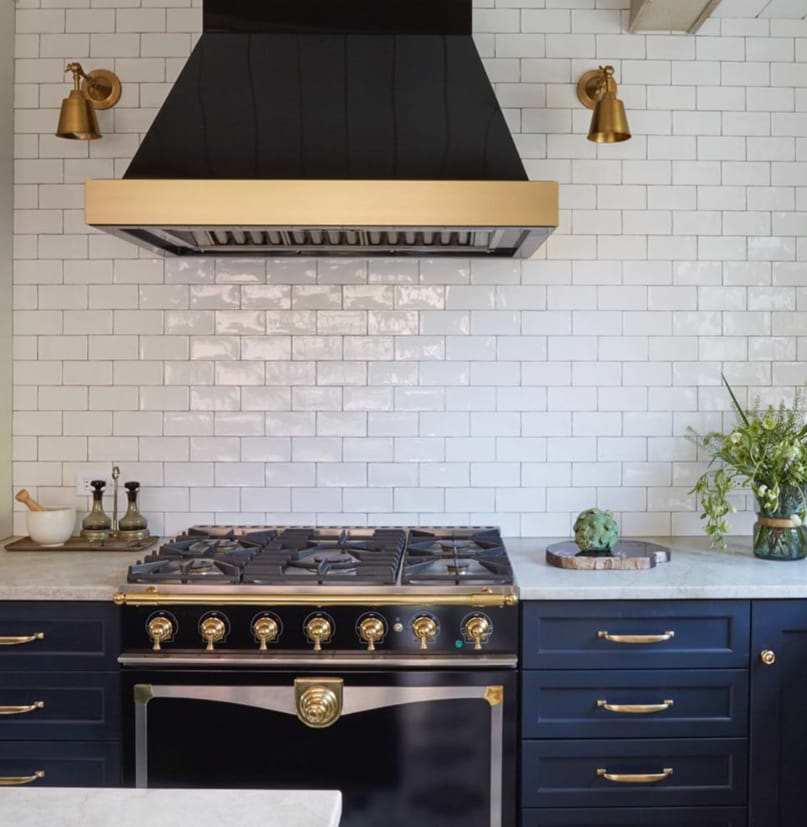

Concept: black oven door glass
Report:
left=126, top=670, right=516, bottom=827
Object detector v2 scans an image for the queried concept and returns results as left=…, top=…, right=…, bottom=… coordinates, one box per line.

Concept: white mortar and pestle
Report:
left=15, top=490, right=76, bottom=547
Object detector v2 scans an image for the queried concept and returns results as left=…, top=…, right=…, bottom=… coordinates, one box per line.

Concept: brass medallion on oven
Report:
left=294, top=677, right=344, bottom=729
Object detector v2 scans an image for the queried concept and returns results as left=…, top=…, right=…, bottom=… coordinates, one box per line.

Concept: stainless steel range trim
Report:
left=120, top=653, right=518, bottom=668
left=134, top=682, right=504, bottom=827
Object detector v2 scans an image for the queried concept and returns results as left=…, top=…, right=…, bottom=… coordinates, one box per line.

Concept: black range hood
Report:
left=85, top=0, right=558, bottom=257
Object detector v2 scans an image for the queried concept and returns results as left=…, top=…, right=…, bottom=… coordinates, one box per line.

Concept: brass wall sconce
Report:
left=576, top=65, right=631, bottom=144
left=56, top=62, right=122, bottom=140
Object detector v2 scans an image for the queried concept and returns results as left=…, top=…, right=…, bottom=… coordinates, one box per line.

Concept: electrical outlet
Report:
left=75, top=473, right=107, bottom=496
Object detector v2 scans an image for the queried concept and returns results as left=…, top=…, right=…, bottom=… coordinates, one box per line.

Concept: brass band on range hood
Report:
left=113, top=590, right=518, bottom=608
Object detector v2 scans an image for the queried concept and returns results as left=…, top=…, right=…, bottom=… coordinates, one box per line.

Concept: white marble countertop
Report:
left=1, top=534, right=806, bottom=601
left=509, top=536, right=807, bottom=600
left=0, top=788, right=342, bottom=827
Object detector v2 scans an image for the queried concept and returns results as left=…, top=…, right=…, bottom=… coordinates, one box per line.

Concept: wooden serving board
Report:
left=5, top=536, right=160, bottom=553
left=546, top=540, right=671, bottom=570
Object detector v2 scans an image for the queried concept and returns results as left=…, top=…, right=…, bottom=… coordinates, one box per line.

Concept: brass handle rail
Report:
left=596, top=699, right=673, bottom=714
left=598, top=630, right=675, bottom=644
left=597, top=768, right=673, bottom=784
left=115, top=592, right=517, bottom=608
left=0, top=633, right=44, bottom=646
left=0, top=770, right=45, bottom=786
left=0, top=701, right=44, bottom=716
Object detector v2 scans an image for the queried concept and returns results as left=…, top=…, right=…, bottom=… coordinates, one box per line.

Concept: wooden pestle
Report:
left=15, top=489, right=46, bottom=512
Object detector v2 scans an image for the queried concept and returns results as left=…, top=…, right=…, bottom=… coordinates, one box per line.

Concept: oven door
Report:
left=124, top=669, right=516, bottom=827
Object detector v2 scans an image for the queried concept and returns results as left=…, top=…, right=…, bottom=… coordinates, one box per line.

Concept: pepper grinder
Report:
left=81, top=480, right=111, bottom=541
left=117, top=481, right=148, bottom=543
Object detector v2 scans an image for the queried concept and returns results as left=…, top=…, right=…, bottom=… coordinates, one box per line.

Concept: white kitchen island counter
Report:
left=0, top=787, right=342, bottom=827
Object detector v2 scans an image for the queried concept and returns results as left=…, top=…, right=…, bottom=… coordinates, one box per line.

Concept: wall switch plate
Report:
left=75, top=473, right=108, bottom=496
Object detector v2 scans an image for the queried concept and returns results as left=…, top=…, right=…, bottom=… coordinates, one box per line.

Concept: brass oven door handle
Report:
left=0, top=633, right=44, bottom=646
left=0, top=701, right=45, bottom=716
left=597, top=767, right=673, bottom=784
left=596, top=699, right=674, bottom=714
left=598, top=630, right=675, bottom=644
left=0, top=770, right=45, bottom=786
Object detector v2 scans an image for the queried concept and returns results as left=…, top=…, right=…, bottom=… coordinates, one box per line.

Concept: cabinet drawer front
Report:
left=522, top=670, right=748, bottom=739
left=522, top=601, right=749, bottom=669
left=522, top=808, right=747, bottom=826
left=0, top=603, right=120, bottom=670
left=0, top=672, right=120, bottom=740
left=0, top=741, right=120, bottom=787
left=521, top=739, right=747, bottom=809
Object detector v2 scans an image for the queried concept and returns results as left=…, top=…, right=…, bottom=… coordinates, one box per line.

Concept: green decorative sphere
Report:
left=574, top=508, right=619, bottom=552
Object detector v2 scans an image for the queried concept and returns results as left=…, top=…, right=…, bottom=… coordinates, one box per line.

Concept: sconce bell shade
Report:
left=577, top=66, right=631, bottom=144
left=56, top=89, right=101, bottom=140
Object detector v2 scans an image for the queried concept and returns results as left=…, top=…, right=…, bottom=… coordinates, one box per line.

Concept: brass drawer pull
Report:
left=598, top=630, right=675, bottom=644
left=0, top=633, right=45, bottom=647
left=0, top=701, right=44, bottom=716
left=0, top=770, right=45, bottom=786
left=597, top=699, right=674, bottom=714
left=597, top=767, right=673, bottom=784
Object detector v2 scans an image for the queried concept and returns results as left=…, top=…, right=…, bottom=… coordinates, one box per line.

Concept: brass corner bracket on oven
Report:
left=294, top=678, right=344, bottom=729
left=113, top=591, right=518, bottom=609
left=134, top=684, right=154, bottom=705
left=483, top=685, right=504, bottom=707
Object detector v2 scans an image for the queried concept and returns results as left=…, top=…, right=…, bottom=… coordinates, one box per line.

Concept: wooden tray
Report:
left=546, top=540, right=671, bottom=570
left=5, top=536, right=160, bottom=553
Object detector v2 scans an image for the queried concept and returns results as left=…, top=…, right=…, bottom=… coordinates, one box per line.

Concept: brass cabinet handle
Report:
left=0, top=633, right=44, bottom=647
left=597, top=699, right=674, bottom=714
left=0, top=770, right=45, bottom=786
left=760, top=649, right=776, bottom=666
left=0, top=701, right=44, bottom=716
left=597, top=767, right=673, bottom=784
left=598, top=630, right=675, bottom=644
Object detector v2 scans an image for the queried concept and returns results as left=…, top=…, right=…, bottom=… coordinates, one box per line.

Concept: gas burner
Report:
left=128, top=556, right=242, bottom=585
left=402, top=528, right=513, bottom=586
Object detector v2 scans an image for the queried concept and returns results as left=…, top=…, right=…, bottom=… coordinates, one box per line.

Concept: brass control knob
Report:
left=147, top=616, right=173, bottom=651
left=253, top=617, right=279, bottom=651
left=306, top=617, right=333, bottom=652
left=200, top=616, right=226, bottom=651
left=412, top=616, right=438, bottom=651
left=761, top=649, right=776, bottom=666
left=358, top=616, right=385, bottom=652
left=465, top=615, right=491, bottom=651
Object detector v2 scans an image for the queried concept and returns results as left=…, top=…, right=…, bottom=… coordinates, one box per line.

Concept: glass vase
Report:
left=753, top=485, right=807, bottom=561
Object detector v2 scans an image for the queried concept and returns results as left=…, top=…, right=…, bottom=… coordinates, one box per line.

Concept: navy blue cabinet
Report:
left=522, top=601, right=750, bottom=670
left=749, top=599, right=807, bottom=827
left=0, top=601, right=121, bottom=788
left=520, top=601, right=750, bottom=827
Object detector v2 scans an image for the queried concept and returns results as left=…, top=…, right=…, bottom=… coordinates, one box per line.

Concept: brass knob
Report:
left=200, top=616, right=226, bottom=651
left=412, top=616, right=437, bottom=651
left=358, top=617, right=385, bottom=652
left=465, top=615, right=491, bottom=651
left=297, top=686, right=340, bottom=728
left=761, top=649, right=776, bottom=666
left=147, top=616, right=173, bottom=651
left=253, top=617, right=279, bottom=651
left=306, top=617, right=332, bottom=652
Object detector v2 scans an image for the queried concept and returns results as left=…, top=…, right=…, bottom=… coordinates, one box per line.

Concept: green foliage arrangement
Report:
left=691, top=377, right=807, bottom=550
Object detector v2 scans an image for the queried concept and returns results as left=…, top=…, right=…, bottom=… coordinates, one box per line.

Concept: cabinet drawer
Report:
left=522, top=601, right=749, bottom=669
left=0, top=602, right=120, bottom=670
left=522, top=807, right=747, bottom=826
left=522, top=670, right=748, bottom=739
left=0, top=740, right=120, bottom=787
left=521, top=738, right=747, bottom=809
left=0, top=672, right=120, bottom=740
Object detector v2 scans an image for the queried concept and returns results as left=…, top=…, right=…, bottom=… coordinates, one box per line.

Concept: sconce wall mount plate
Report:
left=81, top=69, right=121, bottom=110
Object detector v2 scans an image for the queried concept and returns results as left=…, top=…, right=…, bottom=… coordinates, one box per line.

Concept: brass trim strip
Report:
left=0, top=633, right=44, bottom=646
left=0, top=771, right=45, bottom=786
left=598, top=630, right=674, bottom=645
left=758, top=516, right=799, bottom=529
left=85, top=179, right=559, bottom=229
left=596, top=699, right=673, bottom=714
left=0, top=701, right=44, bottom=716
left=114, top=591, right=517, bottom=608
left=119, top=653, right=518, bottom=668
left=597, top=767, right=673, bottom=784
